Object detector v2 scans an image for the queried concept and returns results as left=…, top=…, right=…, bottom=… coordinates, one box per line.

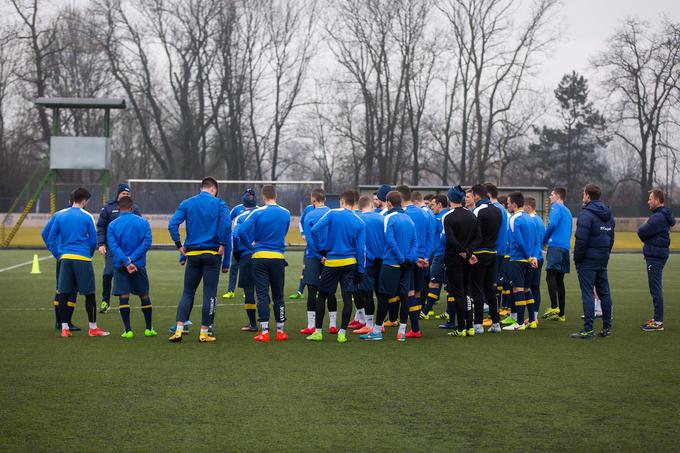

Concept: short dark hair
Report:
left=353, top=190, right=361, bottom=205
left=118, top=196, right=133, bottom=210
left=434, top=194, right=448, bottom=208
left=525, top=196, right=536, bottom=210
left=584, top=184, right=601, bottom=201
left=650, top=188, right=665, bottom=204
left=484, top=183, right=498, bottom=199
left=424, top=194, right=435, bottom=202
left=552, top=187, right=566, bottom=201
left=471, top=184, right=488, bottom=199
left=411, top=191, right=423, bottom=202
left=507, top=191, right=524, bottom=208
left=311, top=188, right=325, bottom=203
left=339, top=190, right=356, bottom=206
left=358, top=195, right=373, bottom=209
left=395, top=184, right=411, bottom=202
left=72, top=187, right=91, bottom=203
left=386, top=190, right=402, bottom=207
left=201, top=177, right=218, bottom=192
left=497, top=195, right=508, bottom=208
left=262, top=184, right=276, bottom=200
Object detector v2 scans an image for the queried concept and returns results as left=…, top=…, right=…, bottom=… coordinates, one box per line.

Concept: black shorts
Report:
left=378, top=264, right=412, bottom=297
left=531, top=259, right=543, bottom=287
left=546, top=247, right=570, bottom=273
left=113, top=266, right=150, bottom=296
left=412, top=266, right=424, bottom=294
left=429, top=255, right=446, bottom=284
left=359, top=264, right=377, bottom=292
left=319, top=264, right=357, bottom=294
left=506, top=261, right=530, bottom=288
left=302, top=256, right=322, bottom=286
left=238, top=254, right=254, bottom=289
left=57, top=259, right=95, bottom=295
left=496, top=255, right=508, bottom=283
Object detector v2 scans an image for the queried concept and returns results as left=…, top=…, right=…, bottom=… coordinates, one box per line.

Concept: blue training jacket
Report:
left=311, top=208, right=366, bottom=274
left=383, top=208, right=418, bottom=266
left=238, top=204, right=291, bottom=257
left=573, top=200, right=615, bottom=265
left=420, top=205, right=438, bottom=256
left=361, top=211, right=386, bottom=263
left=508, top=210, right=535, bottom=262
left=544, top=202, right=572, bottom=250
left=47, top=207, right=97, bottom=260
left=404, top=204, right=433, bottom=260
left=492, top=201, right=509, bottom=256
left=97, top=199, right=142, bottom=246
left=303, top=206, right=331, bottom=259
left=231, top=209, right=255, bottom=259
left=107, top=211, right=152, bottom=268
left=529, top=213, right=546, bottom=261
left=431, top=208, right=449, bottom=257
left=230, top=203, right=246, bottom=220
left=42, top=207, right=70, bottom=259
left=299, top=204, right=314, bottom=236
left=168, top=191, right=231, bottom=256
left=638, top=206, right=676, bottom=262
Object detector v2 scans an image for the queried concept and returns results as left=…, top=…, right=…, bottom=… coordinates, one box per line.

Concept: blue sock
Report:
left=297, top=275, right=305, bottom=294
left=244, top=288, right=256, bottom=327
left=141, top=297, right=152, bottom=330
left=424, top=287, right=441, bottom=313
left=408, top=295, right=421, bottom=332
left=525, top=290, right=535, bottom=322
left=119, top=296, right=131, bottom=332
left=514, top=292, right=526, bottom=324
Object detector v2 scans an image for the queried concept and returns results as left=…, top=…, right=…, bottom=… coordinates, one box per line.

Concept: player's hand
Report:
left=320, top=257, right=327, bottom=265
left=222, top=267, right=229, bottom=273
left=468, top=255, right=478, bottom=265
left=179, top=246, right=186, bottom=256
left=458, top=251, right=467, bottom=259
left=98, top=245, right=107, bottom=256
left=530, top=257, right=538, bottom=268
left=126, top=263, right=137, bottom=274
left=217, top=245, right=225, bottom=256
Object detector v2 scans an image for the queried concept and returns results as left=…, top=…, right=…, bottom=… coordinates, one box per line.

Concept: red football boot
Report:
left=299, top=326, right=316, bottom=334
left=328, top=326, right=339, bottom=334
left=276, top=331, right=288, bottom=341
left=405, top=330, right=421, bottom=339
left=347, top=320, right=365, bottom=330
left=254, top=331, right=270, bottom=342
left=88, top=327, right=110, bottom=337
left=61, top=328, right=72, bottom=338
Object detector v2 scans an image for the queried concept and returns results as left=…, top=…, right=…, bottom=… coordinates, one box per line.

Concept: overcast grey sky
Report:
left=540, top=0, right=680, bottom=89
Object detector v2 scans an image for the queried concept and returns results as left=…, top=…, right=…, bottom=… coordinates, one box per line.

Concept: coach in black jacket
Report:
left=444, top=185, right=480, bottom=337
left=637, top=188, right=676, bottom=331
left=572, top=184, right=615, bottom=339
left=97, top=183, right=142, bottom=312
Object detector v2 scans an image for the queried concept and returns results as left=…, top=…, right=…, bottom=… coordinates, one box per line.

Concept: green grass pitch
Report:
left=0, top=250, right=678, bottom=451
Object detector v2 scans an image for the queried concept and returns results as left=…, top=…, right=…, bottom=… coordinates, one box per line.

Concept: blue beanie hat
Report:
left=447, top=185, right=465, bottom=203
left=375, top=184, right=393, bottom=202
left=242, top=189, right=256, bottom=208
left=117, top=183, right=131, bottom=195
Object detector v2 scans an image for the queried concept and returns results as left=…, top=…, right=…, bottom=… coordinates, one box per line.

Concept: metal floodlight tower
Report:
left=0, top=97, right=126, bottom=247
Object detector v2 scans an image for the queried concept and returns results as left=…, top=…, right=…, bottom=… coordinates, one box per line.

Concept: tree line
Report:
left=1, top=0, right=679, bottom=212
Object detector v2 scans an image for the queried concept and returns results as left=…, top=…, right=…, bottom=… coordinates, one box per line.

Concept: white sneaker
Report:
left=474, top=324, right=485, bottom=335
left=488, top=323, right=502, bottom=333
left=502, top=322, right=526, bottom=331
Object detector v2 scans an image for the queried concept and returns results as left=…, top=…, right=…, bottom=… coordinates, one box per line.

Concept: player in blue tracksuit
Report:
left=421, top=195, right=450, bottom=321
left=542, top=187, right=573, bottom=321
left=96, top=183, right=142, bottom=313
left=231, top=190, right=258, bottom=331
left=373, top=184, right=392, bottom=214
left=307, top=191, right=366, bottom=343
left=411, top=191, right=437, bottom=316
left=168, top=177, right=230, bottom=343
left=298, top=190, right=336, bottom=334
left=222, top=190, right=254, bottom=299
left=485, top=183, right=510, bottom=313
left=42, top=196, right=79, bottom=331
left=106, top=196, right=154, bottom=338
left=502, top=192, right=539, bottom=331
left=361, top=190, right=418, bottom=342
left=47, top=187, right=109, bottom=338
left=238, top=184, right=291, bottom=342
left=290, top=203, right=316, bottom=300
left=525, top=197, right=546, bottom=321
left=352, top=194, right=385, bottom=334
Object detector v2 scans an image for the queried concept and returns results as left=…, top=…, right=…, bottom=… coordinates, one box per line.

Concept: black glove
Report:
left=401, top=259, right=414, bottom=270
left=354, top=272, right=364, bottom=285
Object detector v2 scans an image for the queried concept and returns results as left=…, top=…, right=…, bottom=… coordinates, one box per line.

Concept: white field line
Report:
left=0, top=300, right=306, bottom=311
left=0, top=255, right=52, bottom=273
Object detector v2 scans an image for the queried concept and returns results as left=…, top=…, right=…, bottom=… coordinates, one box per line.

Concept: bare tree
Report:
left=594, top=17, right=680, bottom=211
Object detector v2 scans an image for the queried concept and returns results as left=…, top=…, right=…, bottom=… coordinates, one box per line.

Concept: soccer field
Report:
left=0, top=250, right=678, bottom=452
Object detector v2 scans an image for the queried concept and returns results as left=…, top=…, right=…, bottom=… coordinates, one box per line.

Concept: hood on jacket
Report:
left=584, top=200, right=612, bottom=222
left=655, top=206, right=676, bottom=227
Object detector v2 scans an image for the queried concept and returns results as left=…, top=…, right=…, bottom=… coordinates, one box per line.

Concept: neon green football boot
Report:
left=121, top=330, right=134, bottom=339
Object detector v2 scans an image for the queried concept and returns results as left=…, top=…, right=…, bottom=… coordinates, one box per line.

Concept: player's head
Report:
left=498, top=195, right=508, bottom=209
left=375, top=184, right=392, bottom=204
left=648, top=188, right=665, bottom=210
left=118, top=195, right=133, bottom=212
left=423, top=193, right=434, bottom=208
left=71, top=187, right=91, bottom=207
left=395, top=185, right=411, bottom=203
left=525, top=196, right=536, bottom=213
left=432, top=194, right=449, bottom=214
left=201, top=177, right=219, bottom=196
left=507, top=191, right=524, bottom=213
left=262, top=184, right=276, bottom=202
left=447, top=185, right=465, bottom=207
left=339, top=190, right=356, bottom=209
left=117, top=183, right=131, bottom=200
left=550, top=187, right=566, bottom=204
left=484, top=183, right=499, bottom=200
left=386, top=190, right=402, bottom=209
left=582, top=183, right=601, bottom=204
left=358, top=195, right=373, bottom=212
left=471, top=184, right=488, bottom=203
left=465, top=189, right=475, bottom=209
left=353, top=190, right=361, bottom=208
left=310, top=188, right=326, bottom=206
left=243, top=188, right=257, bottom=208
left=411, top=191, right=423, bottom=206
